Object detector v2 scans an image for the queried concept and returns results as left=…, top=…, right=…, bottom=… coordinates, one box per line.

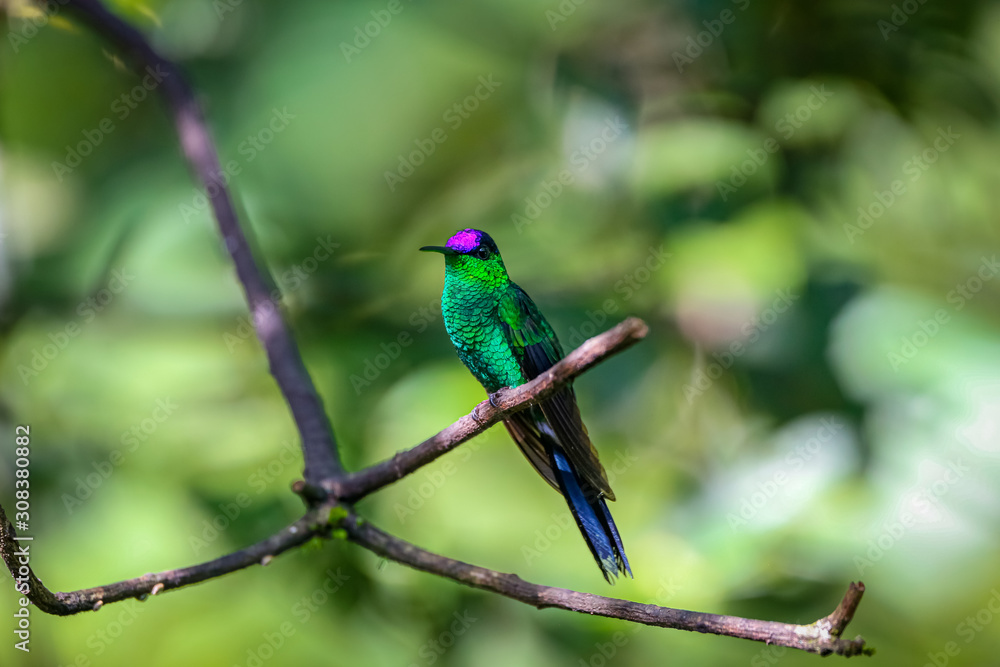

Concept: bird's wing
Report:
left=499, top=284, right=614, bottom=500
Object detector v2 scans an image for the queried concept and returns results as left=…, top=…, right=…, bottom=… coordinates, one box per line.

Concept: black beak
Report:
left=420, top=245, right=457, bottom=255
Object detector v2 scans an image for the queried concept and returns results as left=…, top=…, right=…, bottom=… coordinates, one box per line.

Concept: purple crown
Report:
left=446, top=229, right=481, bottom=253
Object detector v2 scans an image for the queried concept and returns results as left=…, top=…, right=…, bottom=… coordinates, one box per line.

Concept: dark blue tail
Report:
left=551, top=449, right=632, bottom=582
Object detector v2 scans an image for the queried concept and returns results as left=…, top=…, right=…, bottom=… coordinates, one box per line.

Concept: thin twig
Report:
left=56, top=0, right=343, bottom=491
left=822, top=581, right=867, bottom=637
left=335, top=316, right=649, bottom=500
left=0, top=502, right=332, bottom=616
left=343, top=513, right=872, bottom=657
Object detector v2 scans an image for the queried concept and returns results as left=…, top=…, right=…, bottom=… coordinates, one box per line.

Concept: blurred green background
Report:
left=2, top=0, right=1000, bottom=665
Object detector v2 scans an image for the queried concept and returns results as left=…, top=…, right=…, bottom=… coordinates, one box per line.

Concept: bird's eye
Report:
left=474, top=246, right=491, bottom=260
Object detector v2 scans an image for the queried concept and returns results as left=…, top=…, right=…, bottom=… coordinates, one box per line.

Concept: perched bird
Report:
left=421, top=228, right=631, bottom=582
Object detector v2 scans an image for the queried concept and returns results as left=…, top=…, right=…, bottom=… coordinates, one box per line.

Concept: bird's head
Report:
left=421, top=229, right=508, bottom=286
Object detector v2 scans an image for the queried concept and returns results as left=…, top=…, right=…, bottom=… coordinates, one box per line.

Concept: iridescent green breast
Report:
left=441, top=277, right=527, bottom=393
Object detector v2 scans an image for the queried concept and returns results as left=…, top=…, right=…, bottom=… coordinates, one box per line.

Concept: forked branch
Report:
left=0, top=499, right=871, bottom=657
left=0, top=0, right=872, bottom=658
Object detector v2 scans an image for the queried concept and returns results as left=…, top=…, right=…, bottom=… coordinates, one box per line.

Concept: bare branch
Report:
left=822, top=581, right=867, bottom=637
left=1, top=488, right=870, bottom=658
left=0, top=502, right=332, bottom=616
left=336, top=316, right=649, bottom=501
left=343, top=513, right=872, bottom=657
left=55, top=0, right=343, bottom=490
left=1, top=2, right=874, bottom=658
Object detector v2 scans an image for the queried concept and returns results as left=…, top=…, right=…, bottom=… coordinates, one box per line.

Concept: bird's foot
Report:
left=472, top=388, right=510, bottom=423
left=488, top=387, right=510, bottom=408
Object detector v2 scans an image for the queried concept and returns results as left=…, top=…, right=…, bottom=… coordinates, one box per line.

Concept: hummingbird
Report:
left=421, top=228, right=631, bottom=582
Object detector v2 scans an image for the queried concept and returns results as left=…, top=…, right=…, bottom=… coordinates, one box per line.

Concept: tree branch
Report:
left=0, top=501, right=332, bottom=616
left=342, top=512, right=872, bottom=657
left=335, top=316, right=649, bottom=501
left=54, top=0, right=343, bottom=491
left=1, top=494, right=871, bottom=657
left=1, top=0, right=874, bottom=658
left=0, top=316, right=648, bottom=611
